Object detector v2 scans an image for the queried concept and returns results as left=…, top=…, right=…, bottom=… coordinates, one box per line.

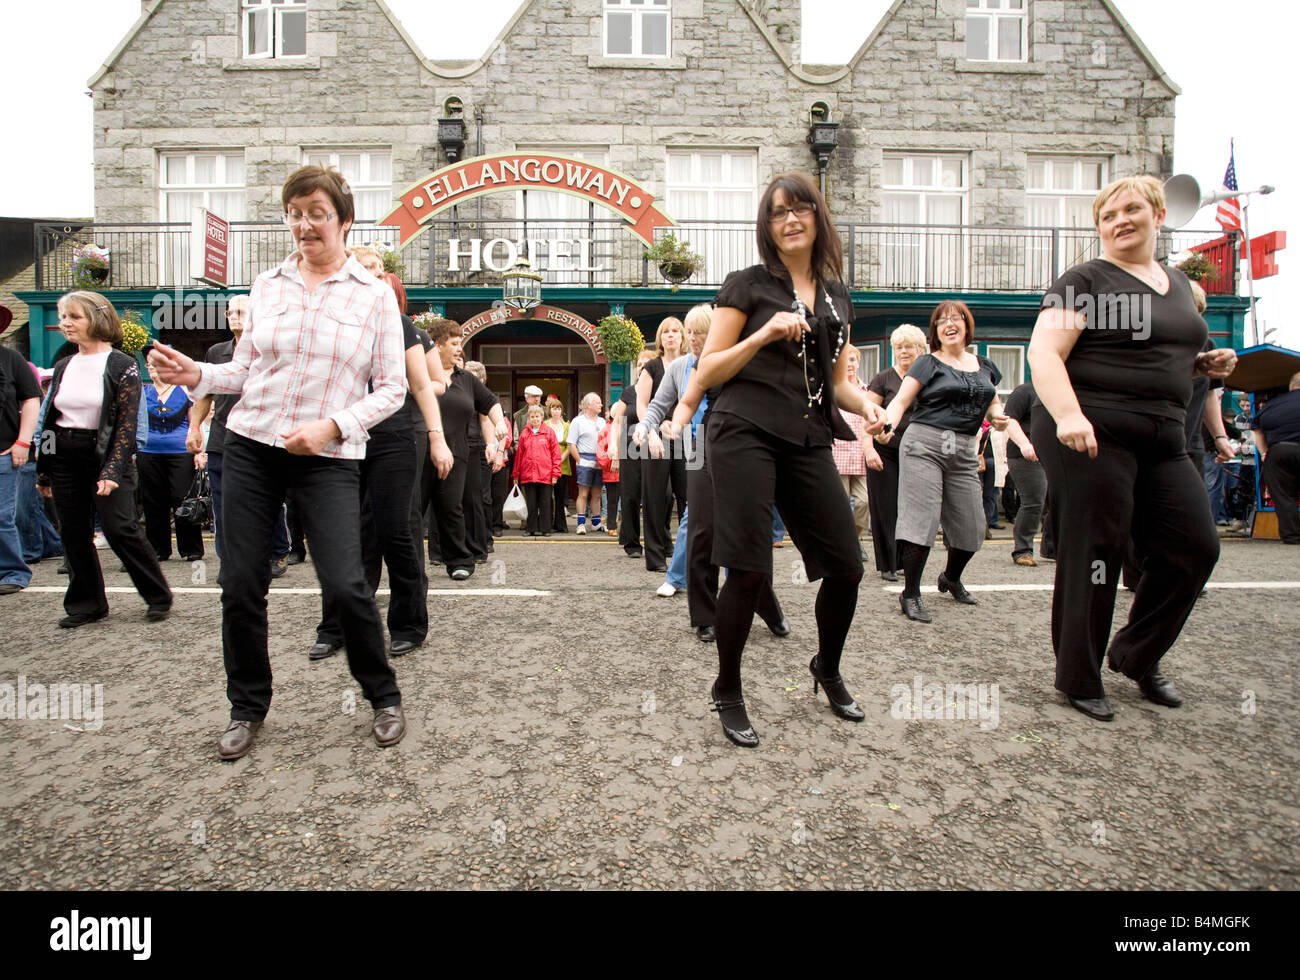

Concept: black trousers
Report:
left=865, top=448, right=900, bottom=573
left=479, top=456, right=495, bottom=547
left=136, top=451, right=204, bottom=559
left=551, top=473, right=570, bottom=532
left=686, top=450, right=782, bottom=629
left=49, top=428, right=172, bottom=617
left=1006, top=456, right=1046, bottom=559
left=618, top=455, right=643, bottom=552
left=464, top=445, right=489, bottom=560
left=642, top=453, right=677, bottom=570
left=1123, top=450, right=1206, bottom=589
left=1033, top=408, right=1219, bottom=698
left=981, top=453, right=999, bottom=526
left=408, top=429, right=429, bottom=567
left=491, top=459, right=513, bottom=534
left=523, top=482, right=553, bottom=534
left=1263, top=443, right=1300, bottom=544
left=209, top=451, right=290, bottom=563
left=318, top=422, right=426, bottom=647
left=431, top=456, right=471, bottom=575
left=220, top=433, right=400, bottom=720
left=285, top=491, right=306, bottom=558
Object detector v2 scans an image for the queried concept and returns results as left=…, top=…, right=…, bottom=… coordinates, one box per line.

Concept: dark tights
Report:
left=899, top=540, right=975, bottom=598
left=714, top=569, right=861, bottom=698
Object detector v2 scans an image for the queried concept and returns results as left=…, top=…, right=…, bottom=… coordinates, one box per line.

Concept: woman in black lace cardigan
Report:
left=36, top=292, right=172, bottom=628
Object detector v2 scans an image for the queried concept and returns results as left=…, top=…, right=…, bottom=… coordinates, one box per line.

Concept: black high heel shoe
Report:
left=937, top=572, right=978, bottom=605
left=808, top=656, right=865, bottom=722
left=899, top=593, right=932, bottom=622
left=709, top=682, right=758, bottom=748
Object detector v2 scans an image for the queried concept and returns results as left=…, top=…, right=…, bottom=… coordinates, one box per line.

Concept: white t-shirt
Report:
left=567, top=413, right=606, bottom=463
left=53, top=351, right=110, bottom=429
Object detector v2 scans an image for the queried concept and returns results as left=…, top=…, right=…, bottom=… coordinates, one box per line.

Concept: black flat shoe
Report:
left=1067, top=693, right=1114, bottom=721
left=808, top=656, right=865, bottom=722
left=709, top=682, right=758, bottom=748
left=625, top=548, right=642, bottom=558
left=695, top=625, right=715, bottom=642
left=898, top=594, right=931, bottom=623
left=146, top=603, right=171, bottom=621
left=1138, top=669, right=1184, bottom=708
left=58, top=611, right=108, bottom=629
left=285, top=553, right=305, bottom=566
left=937, top=571, right=978, bottom=605
left=767, top=615, right=791, bottom=637
left=390, top=639, right=421, bottom=657
left=881, top=570, right=898, bottom=582
left=309, top=641, right=341, bottom=661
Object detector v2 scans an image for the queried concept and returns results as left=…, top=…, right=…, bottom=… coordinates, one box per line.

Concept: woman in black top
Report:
left=863, top=323, right=926, bottom=581
left=37, top=291, right=172, bottom=627
left=427, top=317, right=508, bottom=581
left=1028, top=175, right=1235, bottom=722
left=883, top=301, right=1007, bottom=623
left=694, top=171, right=887, bottom=748
left=636, top=319, right=688, bottom=571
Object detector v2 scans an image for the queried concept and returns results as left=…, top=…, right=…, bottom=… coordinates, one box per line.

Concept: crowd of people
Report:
left=3, top=164, right=1290, bottom=758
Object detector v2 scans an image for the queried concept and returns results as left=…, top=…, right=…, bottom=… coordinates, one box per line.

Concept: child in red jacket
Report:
left=512, top=405, right=561, bottom=536
left=596, top=421, right=620, bottom=537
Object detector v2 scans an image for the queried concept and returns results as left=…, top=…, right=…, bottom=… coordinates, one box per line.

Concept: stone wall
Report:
left=92, top=0, right=1175, bottom=232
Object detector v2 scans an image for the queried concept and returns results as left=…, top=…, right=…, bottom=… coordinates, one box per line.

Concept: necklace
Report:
left=791, top=284, right=846, bottom=408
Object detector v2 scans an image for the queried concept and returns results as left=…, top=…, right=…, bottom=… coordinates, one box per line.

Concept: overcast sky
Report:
left=1, top=0, right=1293, bottom=346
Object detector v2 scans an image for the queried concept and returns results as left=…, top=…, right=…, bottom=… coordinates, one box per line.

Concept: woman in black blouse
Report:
left=37, top=291, right=172, bottom=627
left=426, top=317, right=508, bottom=582
left=1027, top=175, right=1234, bottom=722
left=883, top=301, right=1007, bottom=623
left=694, top=172, right=887, bottom=748
left=864, top=323, right=926, bottom=582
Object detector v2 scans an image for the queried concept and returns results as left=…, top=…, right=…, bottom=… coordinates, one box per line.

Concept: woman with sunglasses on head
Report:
left=882, top=301, right=1008, bottom=624
left=692, top=171, right=887, bottom=748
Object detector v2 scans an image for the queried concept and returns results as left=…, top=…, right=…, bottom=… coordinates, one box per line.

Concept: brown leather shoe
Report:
left=218, top=720, right=262, bottom=760
left=372, top=705, right=406, bottom=747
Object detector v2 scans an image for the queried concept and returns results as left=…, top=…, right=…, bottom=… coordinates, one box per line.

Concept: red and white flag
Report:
left=1216, top=142, right=1242, bottom=234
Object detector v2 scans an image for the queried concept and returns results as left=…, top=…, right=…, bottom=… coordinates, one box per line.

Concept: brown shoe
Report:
left=372, top=705, right=406, bottom=747
left=218, top=720, right=262, bottom=760
left=1014, top=554, right=1037, bottom=567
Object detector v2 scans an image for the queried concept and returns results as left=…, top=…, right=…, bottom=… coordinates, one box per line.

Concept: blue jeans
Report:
left=666, top=505, right=689, bottom=589
left=16, top=459, right=61, bottom=562
left=1203, top=452, right=1230, bottom=523
left=772, top=507, right=785, bottom=543
left=0, top=457, right=31, bottom=586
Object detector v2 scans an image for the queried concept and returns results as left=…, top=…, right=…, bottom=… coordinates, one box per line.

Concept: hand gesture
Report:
left=147, top=342, right=201, bottom=387
left=647, top=429, right=664, bottom=459
left=1020, top=443, right=1038, bottom=463
left=185, top=426, right=205, bottom=454
left=989, top=412, right=1010, bottom=432
left=1056, top=412, right=1098, bottom=458
left=1196, top=349, right=1237, bottom=379
left=860, top=400, right=887, bottom=435
left=430, top=440, right=453, bottom=479
left=95, top=479, right=118, bottom=496
left=280, top=419, right=340, bottom=456
left=864, top=447, right=884, bottom=472
left=758, top=309, right=809, bottom=346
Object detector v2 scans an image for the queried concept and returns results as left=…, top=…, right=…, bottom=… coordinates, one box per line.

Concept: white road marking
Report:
left=882, top=582, right=1300, bottom=594
left=19, top=587, right=551, bottom=597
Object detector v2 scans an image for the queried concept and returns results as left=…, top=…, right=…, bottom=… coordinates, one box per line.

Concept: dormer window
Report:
left=604, top=0, right=670, bottom=58
left=966, top=0, right=1026, bottom=62
left=244, top=0, right=308, bottom=60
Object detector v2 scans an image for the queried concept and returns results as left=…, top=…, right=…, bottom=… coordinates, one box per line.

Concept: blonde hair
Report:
left=684, top=304, right=712, bottom=340
left=654, top=317, right=684, bottom=357
left=349, top=245, right=381, bottom=264
left=890, top=323, right=927, bottom=349
left=1092, top=174, right=1165, bottom=227
left=58, top=290, right=122, bottom=345
left=1188, top=279, right=1207, bottom=314
left=465, top=359, right=486, bottom=382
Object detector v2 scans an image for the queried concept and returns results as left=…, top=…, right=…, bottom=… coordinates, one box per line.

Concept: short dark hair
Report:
left=927, top=300, right=976, bottom=351
left=281, top=165, right=355, bottom=236
left=756, top=171, right=843, bottom=284
left=423, top=317, right=461, bottom=346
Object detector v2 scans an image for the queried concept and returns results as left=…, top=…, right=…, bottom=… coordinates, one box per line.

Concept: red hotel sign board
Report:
left=460, top=305, right=606, bottom=364
left=379, top=153, right=674, bottom=248
left=189, top=209, right=229, bottom=288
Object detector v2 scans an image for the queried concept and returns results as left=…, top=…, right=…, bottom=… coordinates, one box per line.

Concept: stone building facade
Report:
left=20, top=0, right=1245, bottom=402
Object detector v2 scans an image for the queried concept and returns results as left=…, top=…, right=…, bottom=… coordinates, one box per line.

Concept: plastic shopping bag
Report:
left=503, top=484, right=527, bottom=524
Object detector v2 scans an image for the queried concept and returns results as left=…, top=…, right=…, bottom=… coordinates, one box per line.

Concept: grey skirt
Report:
left=895, top=421, right=986, bottom=552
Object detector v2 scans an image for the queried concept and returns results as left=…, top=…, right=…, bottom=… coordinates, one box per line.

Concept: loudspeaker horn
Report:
left=1163, top=174, right=1203, bottom=229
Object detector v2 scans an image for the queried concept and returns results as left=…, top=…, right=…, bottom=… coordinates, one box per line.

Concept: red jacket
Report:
left=596, top=424, right=619, bottom=484
left=512, top=423, right=561, bottom=484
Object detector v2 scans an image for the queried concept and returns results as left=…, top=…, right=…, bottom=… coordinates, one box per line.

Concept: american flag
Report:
left=1216, top=143, right=1242, bottom=234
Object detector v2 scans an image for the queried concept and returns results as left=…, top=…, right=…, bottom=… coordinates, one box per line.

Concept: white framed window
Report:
left=966, top=0, right=1027, bottom=62
left=302, top=148, right=393, bottom=222
left=604, top=0, right=670, bottom=58
left=986, top=345, right=1024, bottom=395
left=665, top=149, right=757, bottom=283
left=244, top=0, right=308, bottom=60
left=159, top=151, right=247, bottom=285
left=515, top=146, right=613, bottom=283
left=1026, top=155, right=1108, bottom=282
left=856, top=345, right=881, bottom=383
left=881, top=153, right=968, bottom=289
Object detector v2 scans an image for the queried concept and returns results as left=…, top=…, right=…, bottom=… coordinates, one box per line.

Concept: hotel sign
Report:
left=460, top=305, right=606, bottom=364
left=379, top=153, right=674, bottom=248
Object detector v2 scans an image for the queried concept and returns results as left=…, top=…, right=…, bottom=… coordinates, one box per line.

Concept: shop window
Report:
left=244, top=0, right=308, bottom=60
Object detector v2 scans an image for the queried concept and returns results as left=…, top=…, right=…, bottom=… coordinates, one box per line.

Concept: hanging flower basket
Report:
left=644, top=232, right=703, bottom=289
left=596, top=313, right=645, bottom=364
left=118, top=310, right=151, bottom=357
left=71, top=244, right=111, bottom=289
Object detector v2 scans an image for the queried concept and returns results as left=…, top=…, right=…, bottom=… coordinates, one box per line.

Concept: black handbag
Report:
left=176, top=467, right=213, bottom=527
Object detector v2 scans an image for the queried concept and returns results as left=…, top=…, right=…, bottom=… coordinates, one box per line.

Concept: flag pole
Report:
left=1241, top=200, right=1257, bottom=347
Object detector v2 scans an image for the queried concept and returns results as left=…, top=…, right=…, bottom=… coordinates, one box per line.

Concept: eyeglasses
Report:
left=936, top=314, right=965, bottom=325
left=283, top=209, right=337, bottom=227
left=768, top=202, right=816, bottom=223
left=893, top=343, right=924, bottom=351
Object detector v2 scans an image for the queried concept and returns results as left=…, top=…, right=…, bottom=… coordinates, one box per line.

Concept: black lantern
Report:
left=438, top=116, right=466, bottom=163
left=808, top=120, right=839, bottom=190
left=502, top=257, right=544, bottom=316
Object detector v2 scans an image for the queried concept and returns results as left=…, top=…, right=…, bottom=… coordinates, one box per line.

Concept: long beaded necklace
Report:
left=792, top=285, right=846, bottom=407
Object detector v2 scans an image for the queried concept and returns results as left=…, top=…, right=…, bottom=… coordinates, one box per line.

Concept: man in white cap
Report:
left=514, top=385, right=543, bottom=437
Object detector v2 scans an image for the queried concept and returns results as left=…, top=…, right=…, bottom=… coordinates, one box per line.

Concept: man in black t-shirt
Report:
left=1254, top=372, right=1300, bottom=544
